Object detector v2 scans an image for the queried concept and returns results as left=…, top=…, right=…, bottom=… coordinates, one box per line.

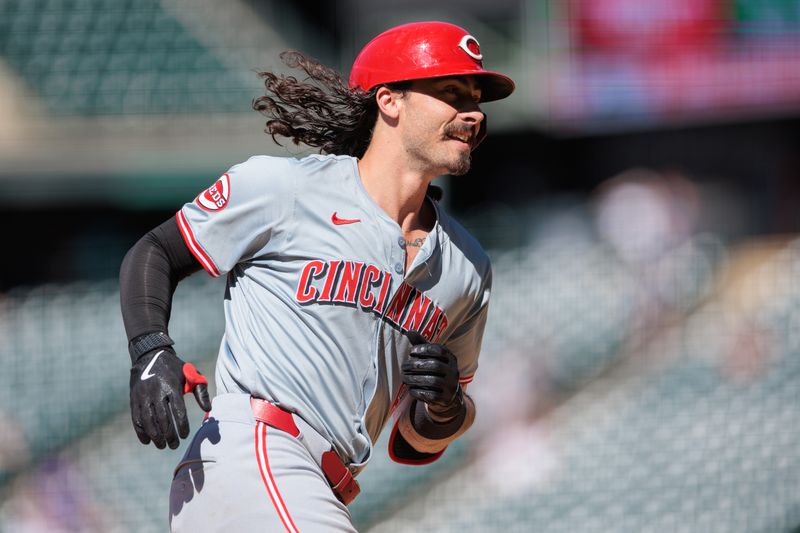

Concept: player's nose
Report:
left=460, top=75, right=484, bottom=121
left=461, top=106, right=484, bottom=125
left=458, top=108, right=484, bottom=142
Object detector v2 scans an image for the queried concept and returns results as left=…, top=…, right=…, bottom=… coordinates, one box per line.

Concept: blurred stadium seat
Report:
left=0, top=276, right=225, bottom=482
left=0, top=0, right=255, bottom=115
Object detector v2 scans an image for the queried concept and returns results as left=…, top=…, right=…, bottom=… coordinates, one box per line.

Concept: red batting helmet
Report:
left=349, top=21, right=515, bottom=103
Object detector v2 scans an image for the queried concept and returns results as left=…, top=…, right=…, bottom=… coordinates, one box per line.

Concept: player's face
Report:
left=400, top=76, right=484, bottom=176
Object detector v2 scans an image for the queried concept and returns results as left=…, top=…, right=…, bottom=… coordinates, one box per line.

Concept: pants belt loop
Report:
left=250, top=397, right=300, bottom=437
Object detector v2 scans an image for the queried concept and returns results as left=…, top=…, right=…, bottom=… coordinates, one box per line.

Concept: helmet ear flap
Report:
left=472, top=115, right=487, bottom=151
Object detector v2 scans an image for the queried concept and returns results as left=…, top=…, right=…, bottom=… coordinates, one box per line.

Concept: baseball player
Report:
left=119, top=21, right=514, bottom=532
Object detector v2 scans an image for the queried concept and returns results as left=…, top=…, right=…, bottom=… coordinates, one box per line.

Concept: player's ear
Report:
left=375, top=85, right=403, bottom=120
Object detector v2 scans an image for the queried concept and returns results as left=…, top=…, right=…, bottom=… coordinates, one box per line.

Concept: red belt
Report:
left=250, top=398, right=361, bottom=506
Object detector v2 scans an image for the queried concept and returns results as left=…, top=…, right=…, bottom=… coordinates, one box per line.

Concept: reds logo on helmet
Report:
left=196, top=173, right=231, bottom=212
left=458, top=35, right=483, bottom=61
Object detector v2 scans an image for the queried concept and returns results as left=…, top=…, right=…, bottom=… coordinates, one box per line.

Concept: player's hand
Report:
left=129, top=347, right=211, bottom=449
left=401, top=343, right=463, bottom=419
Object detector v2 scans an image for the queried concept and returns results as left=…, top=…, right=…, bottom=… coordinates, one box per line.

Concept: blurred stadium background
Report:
left=1, top=0, right=800, bottom=531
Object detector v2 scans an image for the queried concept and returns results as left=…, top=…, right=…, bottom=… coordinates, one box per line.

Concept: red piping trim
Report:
left=175, top=210, right=220, bottom=278
left=254, top=422, right=299, bottom=533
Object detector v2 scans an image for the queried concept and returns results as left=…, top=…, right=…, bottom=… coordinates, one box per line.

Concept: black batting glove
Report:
left=129, top=347, right=211, bottom=450
left=401, top=343, right=464, bottom=421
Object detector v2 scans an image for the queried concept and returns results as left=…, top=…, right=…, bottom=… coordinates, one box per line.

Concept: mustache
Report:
left=443, top=124, right=476, bottom=141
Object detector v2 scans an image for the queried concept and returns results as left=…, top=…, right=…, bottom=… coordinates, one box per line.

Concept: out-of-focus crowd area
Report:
left=1, top=1, right=800, bottom=532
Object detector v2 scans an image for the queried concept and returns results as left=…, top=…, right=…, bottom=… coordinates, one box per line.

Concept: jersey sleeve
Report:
left=443, top=266, right=492, bottom=387
left=176, top=156, right=294, bottom=277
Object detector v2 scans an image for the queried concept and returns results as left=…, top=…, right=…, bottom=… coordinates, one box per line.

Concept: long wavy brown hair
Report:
left=253, top=51, right=405, bottom=159
left=252, top=51, right=444, bottom=201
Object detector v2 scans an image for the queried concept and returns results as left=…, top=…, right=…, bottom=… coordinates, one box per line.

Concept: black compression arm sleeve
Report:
left=119, top=217, right=202, bottom=359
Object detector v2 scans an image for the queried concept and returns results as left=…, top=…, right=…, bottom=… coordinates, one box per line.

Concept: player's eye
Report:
left=435, top=82, right=481, bottom=106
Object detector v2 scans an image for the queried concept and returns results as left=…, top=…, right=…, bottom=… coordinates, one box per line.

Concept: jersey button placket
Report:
left=391, top=232, right=405, bottom=278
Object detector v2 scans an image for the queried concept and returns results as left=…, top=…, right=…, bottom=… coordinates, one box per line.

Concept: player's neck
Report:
left=357, top=144, right=434, bottom=232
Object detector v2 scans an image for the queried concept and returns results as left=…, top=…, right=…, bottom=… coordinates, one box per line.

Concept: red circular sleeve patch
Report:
left=196, top=173, right=230, bottom=212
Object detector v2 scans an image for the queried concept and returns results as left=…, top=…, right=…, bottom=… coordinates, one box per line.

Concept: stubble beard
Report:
left=405, top=134, right=472, bottom=176
left=449, top=152, right=472, bottom=176
left=442, top=123, right=473, bottom=176
left=403, top=105, right=475, bottom=176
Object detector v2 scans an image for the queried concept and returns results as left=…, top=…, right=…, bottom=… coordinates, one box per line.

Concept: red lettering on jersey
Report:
left=433, top=314, right=449, bottom=342
left=421, top=306, right=443, bottom=341
left=374, top=271, right=394, bottom=314
left=318, top=260, right=342, bottom=302
left=358, top=265, right=382, bottom=310
left=295, top=260, right=325, bottom=303
left=333, top=261, right=364, bottom=304
left=295, top=260, right=448, bottom=342
left=196, top=173, right=231, bottom=212
left=385, top=282, right=416, bottom=326
left=401, top=291, right=433, bottom=333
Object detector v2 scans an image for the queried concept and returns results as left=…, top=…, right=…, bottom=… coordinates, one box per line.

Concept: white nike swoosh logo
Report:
left=140, top=350, right=164, bottom=381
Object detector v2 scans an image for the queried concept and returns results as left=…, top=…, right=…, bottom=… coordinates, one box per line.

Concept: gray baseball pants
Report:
left=169, top=393, right=358, bottom=532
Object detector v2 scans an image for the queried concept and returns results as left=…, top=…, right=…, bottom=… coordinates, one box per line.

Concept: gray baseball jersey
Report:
left=176, top=154, right=491, bottom=469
